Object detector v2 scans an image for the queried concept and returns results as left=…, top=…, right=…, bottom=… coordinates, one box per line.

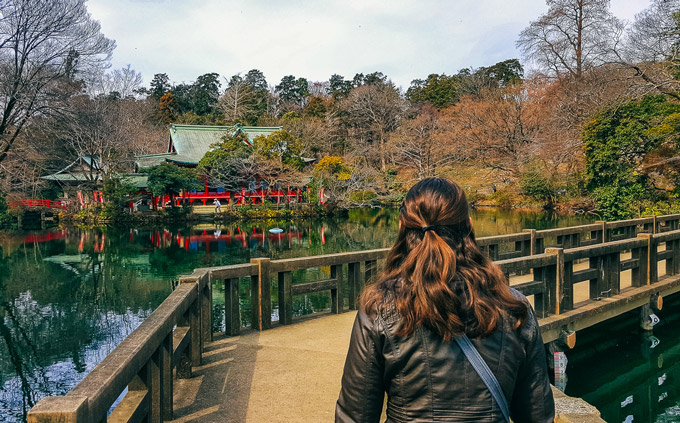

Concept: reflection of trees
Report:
left=0, top=229, right=171, bottom=423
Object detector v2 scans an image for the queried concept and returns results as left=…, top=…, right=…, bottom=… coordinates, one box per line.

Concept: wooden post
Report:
left=488, top=243, right=498, bottom=260
left=158, top=333, right=173, bottom=421
left=597, top=221, right=608, bottom=243
left=250, top=258, right=271, bottom=330
left=669, top=239, right=680, bottom=276
left=331, top=264, right=344, bottom=314
left=201, top=278, right=212, bottom=344
left=532, top=265, right=548, bottom=318
left=545, top=248, right=564, bottom=315
left=607, top=252, right=621, bottom=296
left=523, top=229, right=536, bottom=255
left=348, top=262, right=361, bottom=310
left=278, top=271, right=292, bottom=325
left=189, top=296, right=201, bottom=366
left=632, top=237, right=649, bottom=287
left=224, top=278, right=240, bottom=336
left=640, top=234, right=659, bottom=285
left=176, top=305, right=194, bottom=378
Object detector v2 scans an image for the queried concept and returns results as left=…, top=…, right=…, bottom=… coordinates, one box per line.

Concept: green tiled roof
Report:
left=135, top=153, right=175, bottom=169
left=42, top=172, right=148, bottom=188
left=42, top=173, right=92, bottom=182
left=166, top=124, right=283, bottom=165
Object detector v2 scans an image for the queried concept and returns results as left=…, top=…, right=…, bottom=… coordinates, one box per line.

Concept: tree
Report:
left=219, top=72, right=269, bottom=125
left=390, top=106, right=457, bottom=179
left=625, top=0, right=680, bottom=65
left=0, top=0, right=115, bottom=165
left=583, top=95, right=680, bottom=218
left=441, top=84, right=542, bottom=178
left=476, top=59, right=524, bottom=88
left=88, top=65, right=143, bottom=99
left=190, top=72, right=221, bottom=115
left=148, top=73, right=171, bottom=100
left=329, top=74, right=353, bottom=100
left=196, top=132, right=251, bottom=190
left=157, top=93, right=178, bottom=123
left=617, top=0, right=680, bottom=100
left=252, top=129, right=304, bottom=170
left=341, top=82, right=405, bottom=171
left=517, top=0, right=623, bottom=78
left=147, top=163, right=196, bottom=206
left=275, top=75, right=309, bottom=110
left=406, top=74, right=459, bottom=109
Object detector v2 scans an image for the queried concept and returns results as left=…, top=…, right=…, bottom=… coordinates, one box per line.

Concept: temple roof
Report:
left=136, top=123, right=283, bottom=168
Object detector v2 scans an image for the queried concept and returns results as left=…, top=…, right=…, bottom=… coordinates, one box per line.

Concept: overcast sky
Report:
left=86, top=0, right=653, bottom=91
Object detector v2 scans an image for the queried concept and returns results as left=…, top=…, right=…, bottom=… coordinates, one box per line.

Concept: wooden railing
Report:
left=27, top=214, right=680, bottom=423
left=28, top=271, right=212, bottom=423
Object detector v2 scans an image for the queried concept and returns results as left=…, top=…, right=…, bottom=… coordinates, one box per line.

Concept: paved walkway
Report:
left=170, top=312, right=357, bottom=423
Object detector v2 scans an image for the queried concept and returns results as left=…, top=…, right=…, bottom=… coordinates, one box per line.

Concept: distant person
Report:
left=213, top=198, right=221, bottom=213
left=336, top=177, right=554, bottom=423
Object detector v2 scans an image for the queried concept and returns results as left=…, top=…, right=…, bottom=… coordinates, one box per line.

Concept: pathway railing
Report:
left=28, top=271, right=212, bottom=423
left=27, top=213, right=680, bottom=423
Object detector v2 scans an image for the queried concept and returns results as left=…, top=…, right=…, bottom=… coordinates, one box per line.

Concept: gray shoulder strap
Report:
left=454, top=335, right=511, bottom=423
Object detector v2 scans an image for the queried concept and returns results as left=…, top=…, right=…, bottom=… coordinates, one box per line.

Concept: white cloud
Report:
left=86, top=0, right=653, bottom=90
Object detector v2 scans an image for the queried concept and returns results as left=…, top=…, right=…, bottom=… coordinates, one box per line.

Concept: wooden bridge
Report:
left=27, top=215, right=680, bottom=423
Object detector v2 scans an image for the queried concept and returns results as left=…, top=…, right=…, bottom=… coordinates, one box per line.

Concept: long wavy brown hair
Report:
left=361, top=177, right=528, bottom=340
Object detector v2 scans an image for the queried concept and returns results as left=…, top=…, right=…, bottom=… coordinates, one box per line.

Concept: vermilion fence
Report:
left=8, top=199, right=67, bottom=209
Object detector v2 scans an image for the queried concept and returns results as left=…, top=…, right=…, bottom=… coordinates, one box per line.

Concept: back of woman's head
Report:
left=361, top=177, right=527, bottom=340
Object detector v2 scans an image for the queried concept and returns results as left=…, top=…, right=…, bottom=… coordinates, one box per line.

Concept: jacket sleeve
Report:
left=510, top=307, right=555, bottom=423
left=335, top=310, right=386, bottom=423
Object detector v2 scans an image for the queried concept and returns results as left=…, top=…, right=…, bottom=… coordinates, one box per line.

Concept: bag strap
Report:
left=454, top=335, right=511, bottom=423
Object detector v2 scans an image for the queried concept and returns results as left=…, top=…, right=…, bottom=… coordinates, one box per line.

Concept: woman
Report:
left=336, top=178, right=554, bottom=423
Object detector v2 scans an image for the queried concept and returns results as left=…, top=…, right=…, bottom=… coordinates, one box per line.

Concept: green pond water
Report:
left=0, top=208, right=676, bottom=422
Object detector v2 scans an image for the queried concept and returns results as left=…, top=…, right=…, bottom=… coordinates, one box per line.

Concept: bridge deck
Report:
left=168, top=310, right=610, bottom=423
left=170, top=312, right=354, bottom=423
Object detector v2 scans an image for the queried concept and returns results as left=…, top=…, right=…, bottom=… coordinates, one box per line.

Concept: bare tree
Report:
left=615, top=0, right=680, bottom=100
left=390, top=106, right=458, bottom=179
left=0, top=0, right=115, bottom=164
left=442, top=85, right=542, bottom=179
left=625, top=0, right=680, bottom=64
left=218, top=74, right=259, bottom=124
left=340, top=83, right=405, bottom=171
left=86, top=65, right=144, bottom=99
left=517, top=0, right=624, bottom=78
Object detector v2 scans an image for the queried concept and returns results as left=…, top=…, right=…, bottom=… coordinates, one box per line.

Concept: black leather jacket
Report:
left=335, top=290, right=555, bottom=423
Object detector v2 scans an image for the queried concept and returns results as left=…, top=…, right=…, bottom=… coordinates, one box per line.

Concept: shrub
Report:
left=489, top=189, right=513, bottom=208
left=520, top=167, right=559, bottom=208
left=348, top=190, right=377, bottom=204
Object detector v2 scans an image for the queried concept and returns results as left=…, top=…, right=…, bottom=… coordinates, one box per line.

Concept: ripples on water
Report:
left=0, top=207, right=632, bottom=422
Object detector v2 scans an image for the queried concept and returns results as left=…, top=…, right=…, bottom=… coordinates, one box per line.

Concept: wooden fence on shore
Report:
left=27, top=214, right=680, bottom=423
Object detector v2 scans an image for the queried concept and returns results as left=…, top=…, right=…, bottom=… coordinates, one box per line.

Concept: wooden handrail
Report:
left=28, top=273, right=211, bottom=423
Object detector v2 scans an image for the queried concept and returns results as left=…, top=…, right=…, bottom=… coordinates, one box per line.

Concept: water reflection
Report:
left=0, top=208, right=594, bottom=422
left=563, top=297, right=680, bottom=422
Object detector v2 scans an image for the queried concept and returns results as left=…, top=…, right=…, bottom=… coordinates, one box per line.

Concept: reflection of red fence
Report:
left=23, top=230, right=68, bottom=243
left=9, top=199, right=66, bottom=209
left=166, top=227, right=309, bottom=250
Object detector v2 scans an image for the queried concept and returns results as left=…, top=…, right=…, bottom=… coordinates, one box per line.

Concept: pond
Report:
left=0, top=207, right=612, bottom=422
